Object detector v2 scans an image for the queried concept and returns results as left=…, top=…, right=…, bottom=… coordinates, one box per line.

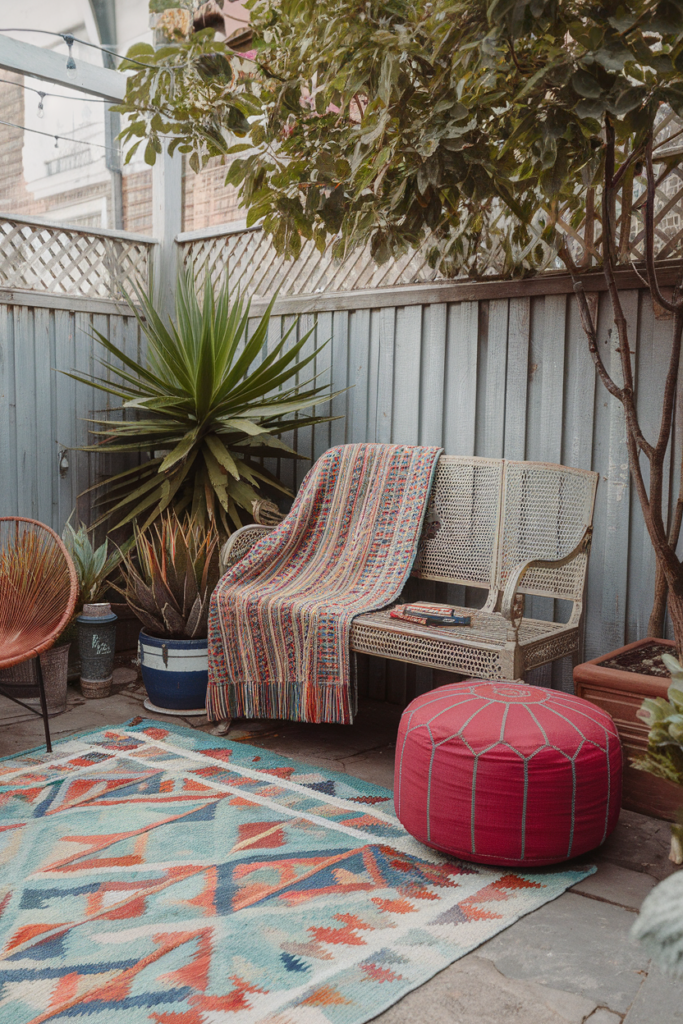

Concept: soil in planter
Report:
left=601, top=640, right=674, bottom=678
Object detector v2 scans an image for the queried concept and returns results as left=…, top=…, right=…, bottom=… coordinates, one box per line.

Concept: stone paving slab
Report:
left=623, top=965, right=683, bottom=1023
left=570, top=861, right=657, bottom=911
left=373, top=955, right=599, bottom=1023
left=585, top=1010, right=623, bottom=1024
left=478, top=891, right=649, bottom=1014
left=596, top=808, right=678, bottom=882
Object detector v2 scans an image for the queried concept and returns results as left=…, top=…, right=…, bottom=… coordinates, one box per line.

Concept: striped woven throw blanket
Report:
left=207, top=443, right=442, bottom=725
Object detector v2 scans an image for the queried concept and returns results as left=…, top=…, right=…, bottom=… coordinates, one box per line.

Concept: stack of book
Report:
left=389, top=603, right=471, bottom=626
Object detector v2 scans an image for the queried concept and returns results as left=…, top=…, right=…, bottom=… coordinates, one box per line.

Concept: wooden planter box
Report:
left=574, top=637, right=682, bottom=822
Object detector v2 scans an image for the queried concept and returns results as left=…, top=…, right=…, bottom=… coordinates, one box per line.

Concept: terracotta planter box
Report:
left=574, top=637, right=682, bottom=822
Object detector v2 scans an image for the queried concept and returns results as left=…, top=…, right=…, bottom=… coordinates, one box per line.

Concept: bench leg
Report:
left=211, top=718, right=232, bottom=737
left=35, top=656, right=52, bottom=754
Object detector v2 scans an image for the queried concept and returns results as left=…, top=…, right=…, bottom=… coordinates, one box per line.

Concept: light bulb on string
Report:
left=64, top=34, right=77, bottom=81
left=36, top=92, right=45, bottom=118
left=54, top=136, right=59, bottom=149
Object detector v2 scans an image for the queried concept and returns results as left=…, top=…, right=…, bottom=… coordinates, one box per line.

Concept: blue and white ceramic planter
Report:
left=138, top=629, right=208, bottom=713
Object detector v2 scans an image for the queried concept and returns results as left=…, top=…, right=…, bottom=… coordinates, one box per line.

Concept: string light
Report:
left=0, top=28, right=175, bottom=71
left=0, top=26, right=260, bottom=72
left=36, top=92, right=45, bottom=118
left=0, top=77, right=111, bottom=106
left=64, top=35, right=78, bottom=81
left=0, top=116, right=119, bottom=158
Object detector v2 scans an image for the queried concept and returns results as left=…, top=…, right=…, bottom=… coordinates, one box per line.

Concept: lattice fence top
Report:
left=0, top=216, right=154, bottom=300
left=180, top=109, right=683, bottom=300
left=180, top=223, right=454, bottom=301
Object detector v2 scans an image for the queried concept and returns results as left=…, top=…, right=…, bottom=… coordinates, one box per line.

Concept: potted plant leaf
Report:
left=632, top=651, right=683, bottom=865
left=116, top=512, right=220, bottom=714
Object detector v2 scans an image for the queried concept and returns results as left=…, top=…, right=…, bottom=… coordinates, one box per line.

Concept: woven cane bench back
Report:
left=412, top=456, right=597, bottom=603
left=496, top=461, right=597, bottom=602
left=412, top=457, right=503, bottom=586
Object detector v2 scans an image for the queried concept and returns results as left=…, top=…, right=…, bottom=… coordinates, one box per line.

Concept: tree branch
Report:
left=601, top=119, right=655, bottom=458
left=611, top=142, right=644, bottom=192
left=645, top=134, right=678, bottom=314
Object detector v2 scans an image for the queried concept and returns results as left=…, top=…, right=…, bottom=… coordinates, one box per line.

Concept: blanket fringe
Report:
left=206, top=679, right=354, bottom=725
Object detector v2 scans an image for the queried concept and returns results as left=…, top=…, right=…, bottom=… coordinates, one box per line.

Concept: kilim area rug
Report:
left=0, top=719, right=594, bottom=1024
left=207, top=443, right=443, bottom=726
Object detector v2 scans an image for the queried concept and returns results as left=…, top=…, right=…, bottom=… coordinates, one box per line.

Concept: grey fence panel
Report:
left=0, top=294, right=142, bottom=535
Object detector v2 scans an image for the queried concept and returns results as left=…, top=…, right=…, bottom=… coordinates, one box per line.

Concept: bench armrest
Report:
left=501, top=527, right=593, bottom=628
left=219, top=524, right=275, bottom=575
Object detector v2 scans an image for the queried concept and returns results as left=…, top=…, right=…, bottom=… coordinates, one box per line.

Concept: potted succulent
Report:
left=574, top=638, right=682, bottom=821
left=0, top=521, right=127, bottom=714
left=63, top=524, right=132, bottom=693
left=116, top=512, right=220, bottom=715
left=632, top=651, right=683, bottom=865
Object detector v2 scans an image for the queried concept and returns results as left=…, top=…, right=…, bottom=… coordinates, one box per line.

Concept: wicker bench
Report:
left=220, top=456, right=598, bottom=683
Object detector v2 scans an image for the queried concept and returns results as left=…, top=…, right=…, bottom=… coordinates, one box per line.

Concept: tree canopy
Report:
left=117, top=0, right=683, bottom=277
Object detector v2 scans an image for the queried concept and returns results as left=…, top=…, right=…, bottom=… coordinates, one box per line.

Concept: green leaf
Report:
left=572, top=70, right=604, bottom=99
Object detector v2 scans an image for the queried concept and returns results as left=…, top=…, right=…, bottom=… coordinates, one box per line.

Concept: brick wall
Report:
left=182, top=155, right=243, bottom=232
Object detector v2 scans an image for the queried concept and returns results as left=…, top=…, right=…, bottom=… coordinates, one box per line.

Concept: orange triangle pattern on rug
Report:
left=0, top=719, right=594, bottom=1023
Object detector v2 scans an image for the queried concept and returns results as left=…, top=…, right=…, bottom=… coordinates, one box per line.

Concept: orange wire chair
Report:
left=0, top=518, right=78, bottom=753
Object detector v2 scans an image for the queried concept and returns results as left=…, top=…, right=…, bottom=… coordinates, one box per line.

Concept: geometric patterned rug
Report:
left=0, top=718, right=594, bottom=1024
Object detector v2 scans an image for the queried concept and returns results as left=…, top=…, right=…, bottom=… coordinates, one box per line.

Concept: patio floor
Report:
left=1, top=668, right=681, bottom=1024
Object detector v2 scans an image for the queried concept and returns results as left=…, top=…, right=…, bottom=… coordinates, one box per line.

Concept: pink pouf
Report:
left=394, top=680, right=622, bottom=866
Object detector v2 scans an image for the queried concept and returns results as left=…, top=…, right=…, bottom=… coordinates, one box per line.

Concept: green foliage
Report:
left=116, top=0, right=683, bottom=277
left=115, top=512, right=220, bottom=640
left=116, top=31, right=254, bottom=171
left=64, top=265, right=337, bottom=534
left=632, top=870, right=683, bottom=977
left=61, top=522, right=131, bottom=614
left=633, top=652, right=683, bottom=787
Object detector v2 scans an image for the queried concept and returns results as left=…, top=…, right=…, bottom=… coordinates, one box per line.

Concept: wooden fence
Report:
left=0, top=214, right=151, bottom=536
left=0, top=290, right=144, bottom=534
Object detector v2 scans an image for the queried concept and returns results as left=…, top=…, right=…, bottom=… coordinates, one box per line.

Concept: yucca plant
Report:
left=115, top=512, right=220, bottom=641
left=66, top=265, right=337, bottom=533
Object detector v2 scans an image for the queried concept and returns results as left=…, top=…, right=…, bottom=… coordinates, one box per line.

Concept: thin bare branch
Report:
left=558, top=241, right=623, bottom=399
left=645, top=134, right=679, bottom=314
left=655, top=305, right=683, bottom=458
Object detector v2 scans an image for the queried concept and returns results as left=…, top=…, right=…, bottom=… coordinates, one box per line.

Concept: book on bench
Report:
left=390, top=603, right=471, bottom=627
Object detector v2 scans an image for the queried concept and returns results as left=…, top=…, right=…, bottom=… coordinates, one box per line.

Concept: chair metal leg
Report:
left=34, top=656, right=52, bottom=754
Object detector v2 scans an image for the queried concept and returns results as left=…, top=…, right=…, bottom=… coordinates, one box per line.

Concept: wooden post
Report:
left=152, top=145, right=183, bottom=320
left=88, top=0, right=125, bottom=230
left=150, top=18, right=185, bottom=322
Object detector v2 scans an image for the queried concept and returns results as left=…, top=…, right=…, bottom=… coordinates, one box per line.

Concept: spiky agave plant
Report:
left=67, top=265, right=336, bottom=533
left=115, top=512, right=220, bottom=640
